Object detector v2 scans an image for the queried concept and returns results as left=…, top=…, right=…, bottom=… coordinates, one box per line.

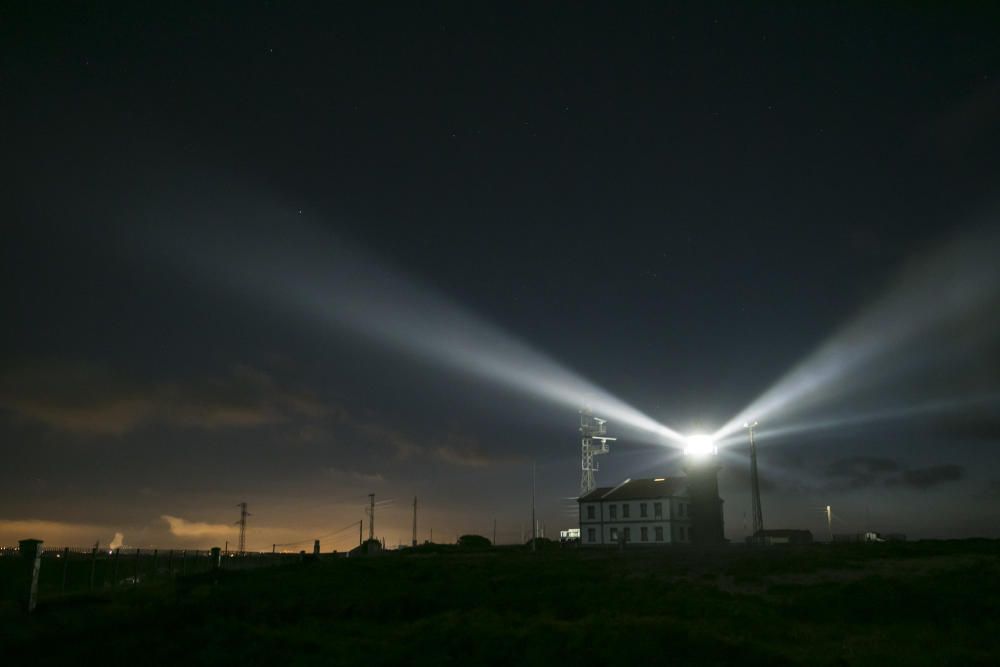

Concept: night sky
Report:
left=3, top=3, right=999, bottom=549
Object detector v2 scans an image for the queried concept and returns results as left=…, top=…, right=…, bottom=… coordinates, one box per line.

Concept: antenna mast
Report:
left=235, top=502, right=250, bottom=555
left=531, top=461, right=537, bottom=552
left=412, top=496, right=418, bottom=547
left=745, top=421, right=765, bottom=544
left=580, top=409, right=616, bottom=495
left=367, top=493, right=375, bottom=542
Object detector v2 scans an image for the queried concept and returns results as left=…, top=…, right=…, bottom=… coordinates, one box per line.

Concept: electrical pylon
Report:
left=235, top=502, right=250, bottom=555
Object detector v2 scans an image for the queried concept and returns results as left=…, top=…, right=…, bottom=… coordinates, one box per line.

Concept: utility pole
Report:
left=412, top=496, right=418, bottom=548
left=368, top=493, right=375, bottom=542
left=235, top=502, right=250, bottom=555
left=359, top=520, right=363, bottom=546
left=531, top=461, right=537, bottom=552
left=744, top=421, right=764, bottom=544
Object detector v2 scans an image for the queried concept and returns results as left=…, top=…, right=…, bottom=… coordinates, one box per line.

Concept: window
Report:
left=640, top=527, right=648, bottom=542
left=655, top=526, right=664, bottom=541
left=622, top=503, right=630, bottom=518
left=654, top=502, right=663, bottom=518
left=586, top=505, right=595, bottom=520
left=679, top=526, right=686, bottom=541
left=610, top=527, right=618, bottom=541
left=679, top=502, right=686, bottom=518
left=640, top=503, right=648, bottom=518
left=609, top=504, right=617, bottom=520
left=587, top=528, right=596, bottom=543
left=623, top=527, right=631, bottom=542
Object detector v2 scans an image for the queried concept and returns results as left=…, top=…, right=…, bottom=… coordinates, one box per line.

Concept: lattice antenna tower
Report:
left=580, top=409, right=616, bottom=495
left=744, top=421, right=765, bottom=544
left=235, top=502, right=251, bottom=555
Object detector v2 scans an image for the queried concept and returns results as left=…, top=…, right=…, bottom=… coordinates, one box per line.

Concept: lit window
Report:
left=654, top=502, right=662, bottom=518
left=640, top=503, right=648, bottom=518
left=610, top=528, right=618, bottom=541
left=655, top=526, right=664, bottom=541
left=640, top=527, right=648, bottom=542
left=622, top=504, right=630, bottom=519
left=587, top=505, right=595, bottom=520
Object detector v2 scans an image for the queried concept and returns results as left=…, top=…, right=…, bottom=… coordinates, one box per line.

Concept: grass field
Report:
left=2, top=540, right=999, bottom=665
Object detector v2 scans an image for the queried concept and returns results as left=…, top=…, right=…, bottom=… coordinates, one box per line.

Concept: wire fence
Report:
left=0, top=544, right=304, bottom=604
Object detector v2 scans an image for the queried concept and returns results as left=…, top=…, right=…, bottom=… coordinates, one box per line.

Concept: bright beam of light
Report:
left=151, top=207, right=686, bottom=446
left=740, top=392, right=1000, bottom=444
left=714, top=223, right=1000, bottom=443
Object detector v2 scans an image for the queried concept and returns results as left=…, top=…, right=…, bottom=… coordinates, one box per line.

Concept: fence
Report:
left=0, top=542, right=304, bottom=609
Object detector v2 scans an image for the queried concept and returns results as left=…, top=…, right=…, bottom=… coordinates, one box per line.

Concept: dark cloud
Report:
left=932, top=413, right=1000, bottom=443
left=430, top=432, right=523, bottom=468
left=824, top=456, right=964, bottom=491
left=0, top=362, right=328, bottom=435
left=719, top=460, right=779, bottom=494
left=824, top=457, right=901, bottom=489
left=0, top=360, right=518, bottom=472
left=893, top=465, right=965, bottom=489
left=973, top=480, right=1000, bottom=501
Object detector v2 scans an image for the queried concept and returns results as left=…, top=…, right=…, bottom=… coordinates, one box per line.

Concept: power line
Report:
left=271, top=519, right=364, bottom=548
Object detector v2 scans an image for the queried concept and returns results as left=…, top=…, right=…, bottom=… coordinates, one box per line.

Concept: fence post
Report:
left=18, top=539, right=44, bottom=613
left=90, top=545, right=98, bottom=590
left=113, top=547, right=120, bottom=586
left=61, top=546, right=70, bottom=593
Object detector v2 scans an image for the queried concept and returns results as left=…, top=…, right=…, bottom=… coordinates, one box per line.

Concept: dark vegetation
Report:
left=2, top=540, right=999, bottom=665
left=457, top=534, right=492, bottom=548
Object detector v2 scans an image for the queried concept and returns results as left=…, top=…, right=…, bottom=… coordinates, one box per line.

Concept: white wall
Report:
left=579, top=499, right=694, bottom=546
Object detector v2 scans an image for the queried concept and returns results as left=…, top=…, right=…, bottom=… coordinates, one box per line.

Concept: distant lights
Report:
left=654, top=477, right=666, bottom=482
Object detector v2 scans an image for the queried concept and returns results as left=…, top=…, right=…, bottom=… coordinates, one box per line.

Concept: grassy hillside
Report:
left=2, top=540, right=999, bottom=665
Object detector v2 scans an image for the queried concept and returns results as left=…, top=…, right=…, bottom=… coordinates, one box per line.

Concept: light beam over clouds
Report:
left=145, top=202, right=685, bottom=447
left=715, top=222, right=1000, bottom=445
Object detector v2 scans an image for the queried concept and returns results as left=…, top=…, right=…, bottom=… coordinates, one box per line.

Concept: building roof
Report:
left=578, top=477, right=686, bottom=502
